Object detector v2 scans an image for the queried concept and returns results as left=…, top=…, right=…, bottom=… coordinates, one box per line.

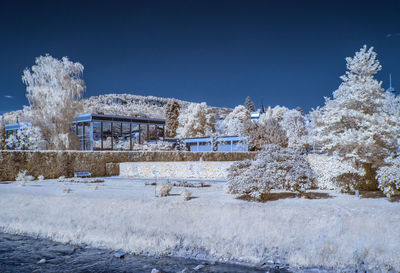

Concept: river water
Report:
left=0, top=232, right=290, bottom=273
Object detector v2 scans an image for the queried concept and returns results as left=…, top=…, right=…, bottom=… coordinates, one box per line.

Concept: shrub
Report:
left=244, top=118, right=288, bottom=151
left=176, top=102, right=215, bottom=138
left=15, top=170, right=35, bottom=182
left=156, top=184, right=173, bottom=197
left=226, top=144, right=315, bottom=200
left=307, top=154, right=365, bottom=191
left=181, top=189, right=192, bottom=201
left=376, top=156, right=400, bottom=197
left=223, top=105, right=251, bottom=136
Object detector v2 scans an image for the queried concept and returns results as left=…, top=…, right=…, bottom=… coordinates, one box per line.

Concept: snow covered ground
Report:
left=0, top=177, right=399, bottom=271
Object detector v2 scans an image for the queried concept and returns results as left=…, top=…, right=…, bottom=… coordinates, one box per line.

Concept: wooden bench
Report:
left=74, top=172, right=92, bottom=178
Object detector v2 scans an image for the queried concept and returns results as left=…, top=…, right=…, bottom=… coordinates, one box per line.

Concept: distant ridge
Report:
left=1, top=93, right=232, bottom=124
left=82, top=93, right=232, bottom=119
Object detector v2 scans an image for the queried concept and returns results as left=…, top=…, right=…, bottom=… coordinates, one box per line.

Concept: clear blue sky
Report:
left=0, top=0, right=399, bottom=114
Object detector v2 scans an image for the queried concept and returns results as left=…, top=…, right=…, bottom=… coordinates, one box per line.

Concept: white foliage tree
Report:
left=280, top=109, right=308, bottom=150
left=244, top=117, right=288, bottom=150
left=307, top=154, right=365, bottom=190
left=259, top=105, right=289, bottom=124
left=223, top=105, right=251, bottom=136
left=376, top=155, right=400, bottom=197
left=176, top=102, right=215, bottom=138
left=22, top=54, right=85, bottom=149
left=310, top=45, right=400, bottom=191
left=5, top=124, right=45, bottom=150
left=226, top=144, right=315, bottom=200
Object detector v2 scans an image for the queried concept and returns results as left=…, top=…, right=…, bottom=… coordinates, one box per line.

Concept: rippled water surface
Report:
left=0, top=232, right=290, bottom=273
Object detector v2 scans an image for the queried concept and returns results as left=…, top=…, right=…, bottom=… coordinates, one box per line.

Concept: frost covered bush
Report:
left=57, top=177, right=104, bottom=183
left=226, top=144, right=315, bottom=200
left=174, top=139, right=188, bottom=151
left=112, top=140, right=174, bottom=151
left=181, top=189, right=192, bottom=201
left=376, top=156, right=400, bottom=197
left=307, top=154, right=365, bottom=190
left=280, top=109, right=308, bottom=150
left=5, top=124, right=45, bottom=150
left=244, top=118, right=288, bottom=150
left=15, top=170, right=35, bottom=182
left=309, top=45, right=400, bottom=192
left=136, top=141, right=174, bottom=151
left=176, top=102, right=215, bottom=138
left=223, top=105, right=251, bottom=136
left=156, top=184, right=173, bottom=197
left=259, top=105, right=289, bottom=123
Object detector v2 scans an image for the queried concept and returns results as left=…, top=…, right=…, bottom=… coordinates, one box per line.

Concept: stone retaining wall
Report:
left=0, top=151, right=256, bottom=181
left=120, top=161, right=235, bottom=180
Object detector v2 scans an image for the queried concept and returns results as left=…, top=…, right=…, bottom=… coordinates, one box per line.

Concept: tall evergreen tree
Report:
left=310, top=45, right=400, bottom=190
left=244, top=96, right=255, bottom=112
left=165, top=99, right=180, bottom=137
left=0, top=117, right=6, bottom=150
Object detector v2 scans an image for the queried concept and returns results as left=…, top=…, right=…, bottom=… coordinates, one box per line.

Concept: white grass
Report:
left=15, top=170, right=35, bottom=182
left=0, top=178, right=399, bottom=271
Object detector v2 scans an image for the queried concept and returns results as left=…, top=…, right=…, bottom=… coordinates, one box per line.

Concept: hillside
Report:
left=82, top=93, right=232, bottom=119
left=1, top=93, right=232, bottom=124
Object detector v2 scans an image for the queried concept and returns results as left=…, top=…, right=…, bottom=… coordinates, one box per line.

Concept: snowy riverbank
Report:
left=0, top=232, right=277, bottom=273
left=0, top=178, right=399, bottom=272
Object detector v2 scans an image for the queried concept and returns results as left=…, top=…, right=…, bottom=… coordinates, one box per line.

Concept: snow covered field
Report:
left=0, top=178, right=399, bottom=271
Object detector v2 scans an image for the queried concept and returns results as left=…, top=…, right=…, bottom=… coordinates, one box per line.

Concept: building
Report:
left=183, top=136, right=248, bottom=152
left=4, top=114, right=248, bottom=152
left=72, top=113, right=165, bottom=150
left=4, top=122, right=32, bottom=139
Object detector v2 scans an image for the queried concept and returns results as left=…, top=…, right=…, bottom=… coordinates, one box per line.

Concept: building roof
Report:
left=5, top=122, right=32, bottom=131
left=183, top=136, right=246, bottom=143
left=73, top=113, right=165, bottom=124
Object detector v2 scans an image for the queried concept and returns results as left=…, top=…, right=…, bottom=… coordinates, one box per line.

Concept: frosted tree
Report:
left=176, top=102, right=215, bottom=138
left=0, top=117, right=6, bottom=150
left=5, top=124, right=45, bottom=150
left=280, top=109, right=308, bottom=150
left=376, top=156, right=400, bottom=197
left=244, top=96, right=255, bottom=112
left=244, top=117, right=288, bottom=150
left=226, top=144, right=315, bottom=200
left=22, top=54, right=85, bottom=149
left=223, top=105, right=251, bottom=136
left=165, top=99, right=180, bottom=137
left=259, top=105, right=289, bottom=123
left=376, top=155, right=400, bottom=198
left=310, top=45, right=400, bottom=191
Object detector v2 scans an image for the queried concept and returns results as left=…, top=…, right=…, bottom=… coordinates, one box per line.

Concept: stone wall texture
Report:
left=120, top=161, right=235, bottom=180
left=0, top=151, right=256, bottom=181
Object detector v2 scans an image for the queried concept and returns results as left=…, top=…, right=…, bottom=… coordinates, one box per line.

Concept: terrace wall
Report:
left=0, top=151, right=256, bottom=181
